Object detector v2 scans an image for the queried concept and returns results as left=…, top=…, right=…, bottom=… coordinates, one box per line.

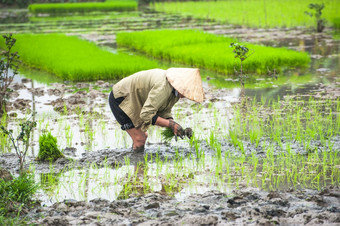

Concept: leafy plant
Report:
left=305, top=3, right=327, bottom=32
left=0, top=172, right=39, bottom=217
left=229, top=42, right=254, bottom=100
left=38, top=132, right=64, bottom=162
left=0, top=34, right=21, bottom=117
left=0, top=114, right=36, bottom=173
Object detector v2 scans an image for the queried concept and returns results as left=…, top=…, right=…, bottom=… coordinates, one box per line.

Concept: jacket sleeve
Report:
left=139, top=79, right=170, bottom=131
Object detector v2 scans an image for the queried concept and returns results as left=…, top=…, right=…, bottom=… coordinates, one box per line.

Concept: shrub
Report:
left=0, top=114, right=36, bottom=172
left=0, top=34, right=21, bottom=117
left=38, top=132, right=63, bottom=161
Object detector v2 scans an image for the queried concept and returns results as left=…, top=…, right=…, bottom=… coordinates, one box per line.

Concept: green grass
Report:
left=117, top=29, right=310, bottom=75
left=0, top=172, right=39, bottom=217
left=28, top=0, right=137, bottom=15
left=153, top=0, right=340, bottom=29
left=0, top=34, right=158, bottom=81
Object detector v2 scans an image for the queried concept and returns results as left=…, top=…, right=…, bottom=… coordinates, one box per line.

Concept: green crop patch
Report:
left=153, top=0, right=340, bottom=29
left=29, top=1, right=137, bottom=15
left=117, top=29, right=310, bottom=75
left=0, top=34, right=158, bottom=81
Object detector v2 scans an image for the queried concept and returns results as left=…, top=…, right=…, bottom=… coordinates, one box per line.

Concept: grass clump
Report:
left=117, top=29, right=310, bottom=75
left=0, top=34, right=158, bottom=81
left=0, top=171, right=39, bottom=218
left=29, top=1, right=137, bottom=15
left=38, top=132, right=63, bottom=162
left=153, top=0, right=340, bottom=29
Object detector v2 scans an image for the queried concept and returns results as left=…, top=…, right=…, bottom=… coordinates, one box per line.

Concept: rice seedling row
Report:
left=153, top=0, right=340, bottom=29
left=29, top=0, right=137, bottom=15
left=117, top=29, right=310, bottom=75
left=0, top=34, right=158, bottom=81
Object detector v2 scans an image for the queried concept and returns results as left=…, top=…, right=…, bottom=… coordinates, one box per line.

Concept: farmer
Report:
left=109, top=68, right=205, bottom=153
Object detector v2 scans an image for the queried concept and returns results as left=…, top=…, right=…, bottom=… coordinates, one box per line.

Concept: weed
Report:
left=0, top=172, right=39, bottom=216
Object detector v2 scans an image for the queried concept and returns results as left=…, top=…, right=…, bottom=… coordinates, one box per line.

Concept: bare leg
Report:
left=126, top=128, right=148, bottom=151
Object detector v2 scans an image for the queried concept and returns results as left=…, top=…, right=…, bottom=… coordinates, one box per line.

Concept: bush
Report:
left=0, top=172, right=39, bottom=216
left=38, top=132, right=63, bottom=161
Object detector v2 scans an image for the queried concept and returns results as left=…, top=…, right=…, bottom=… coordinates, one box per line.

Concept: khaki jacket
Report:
left=113, top=69, right=180, bottom=132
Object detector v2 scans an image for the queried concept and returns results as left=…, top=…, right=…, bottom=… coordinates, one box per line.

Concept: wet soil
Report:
left=1, top=78, right=339, bottom=224
left=25, top=187, right=340, bottom=225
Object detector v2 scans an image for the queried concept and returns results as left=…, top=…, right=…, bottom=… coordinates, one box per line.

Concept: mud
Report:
left=25, top=187, right=340, bottom=225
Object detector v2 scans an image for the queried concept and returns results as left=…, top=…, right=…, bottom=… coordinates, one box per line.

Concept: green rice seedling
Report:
left=65, top=124, right=73, bottom=147
left=29, top=1, right=137, bottom=15
left=161, top=127, right=174, bottom=143
left=0, top=34, right=158, bottom=81
left=117, top=29, right=310, bottom=76
left=153, top=0, right=339, bottom=29
left=0, top=113, right=9, bottom=153
left=37, top=132, right=64, bottom=162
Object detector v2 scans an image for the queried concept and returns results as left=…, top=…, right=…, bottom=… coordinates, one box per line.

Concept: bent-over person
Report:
left=109, top=68, right=205, bottom=153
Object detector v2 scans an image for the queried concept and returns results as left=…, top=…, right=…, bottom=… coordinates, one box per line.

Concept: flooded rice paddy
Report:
left=0, top=8, right=340, bottom=225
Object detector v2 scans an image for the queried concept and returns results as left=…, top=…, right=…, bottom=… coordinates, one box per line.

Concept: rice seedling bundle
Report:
left=0, top=34, right=158, bottom=81
left=153, top=0, right=340, bottom=29
left=29, top=1, right=137, bottom=15
left=117, top=29, right=310, bottom=75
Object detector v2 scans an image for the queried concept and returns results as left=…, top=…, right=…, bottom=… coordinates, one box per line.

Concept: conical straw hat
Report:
left=166, top=68, right=205, bottom=103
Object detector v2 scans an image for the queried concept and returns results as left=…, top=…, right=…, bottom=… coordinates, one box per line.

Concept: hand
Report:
left=169, top=120, right=184, bottom=141
left=184, top=127, right=193, bottom=139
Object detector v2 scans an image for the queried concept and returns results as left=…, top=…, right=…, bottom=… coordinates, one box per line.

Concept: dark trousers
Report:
left=109, top=91, right=135, bottom=130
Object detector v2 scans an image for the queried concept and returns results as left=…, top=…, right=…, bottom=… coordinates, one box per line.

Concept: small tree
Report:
left=0, top=114, right=36, bottom=173
left=229, top=42, right=254, bottom=101
left=305, top=3, right=326, bottom=32
left=0, top=34, right=21, bottom=117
